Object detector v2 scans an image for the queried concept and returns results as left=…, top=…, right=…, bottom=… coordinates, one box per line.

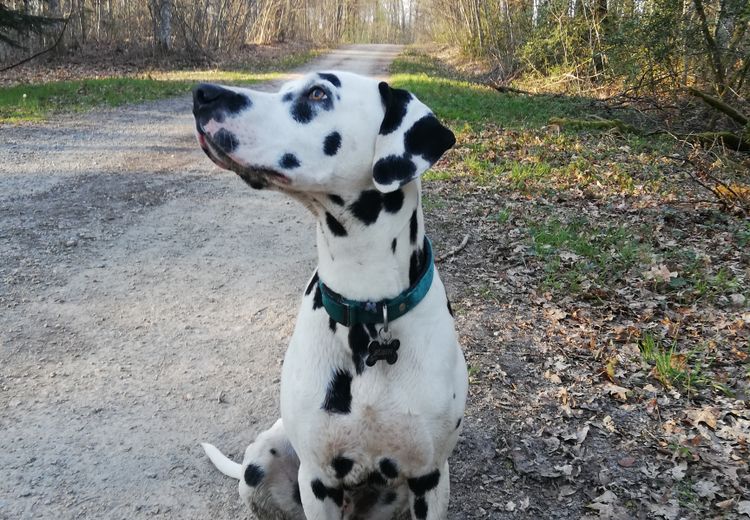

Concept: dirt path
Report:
left=0, top=44, right=403, bottom=520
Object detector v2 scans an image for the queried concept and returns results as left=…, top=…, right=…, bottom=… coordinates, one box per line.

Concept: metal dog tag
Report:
left=365, top=306, right=400, bottom=366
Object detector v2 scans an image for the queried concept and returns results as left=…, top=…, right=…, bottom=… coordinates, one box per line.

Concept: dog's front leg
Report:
left=298, top=463, right=344, bottom=520
left=407, top=461, right=450, bottom=520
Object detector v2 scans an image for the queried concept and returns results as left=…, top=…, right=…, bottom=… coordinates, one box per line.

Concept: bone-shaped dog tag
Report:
left=366, top=339, right=400, bottom=366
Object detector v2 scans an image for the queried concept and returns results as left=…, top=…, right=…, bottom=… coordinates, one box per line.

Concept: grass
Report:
left=0, top=49, right=320, bottom=123
left=389, top=51, right=585, bottom=129
left=0, top=72, right=282, bottom=123
left=526, top=217, right=647, bottom=295
left=639, top=333, right=732, bottom=397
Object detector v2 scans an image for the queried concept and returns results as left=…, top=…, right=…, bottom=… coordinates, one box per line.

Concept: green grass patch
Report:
left=390, top=52, right=584, bottom=129
left=0, top=72, right=284, bottom=123
left=0, top=46, right=322, bottom=123
left=658, top=248, right=746, bottom=304
left=639, top=333, right=732, bottom=397
left=527, top=217, right=648, bottom=294
left=0, top=78, right=183, bottom=122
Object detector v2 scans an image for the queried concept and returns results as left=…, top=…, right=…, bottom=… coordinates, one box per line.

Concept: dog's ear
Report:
left=372, top=81, right=455, bottom=193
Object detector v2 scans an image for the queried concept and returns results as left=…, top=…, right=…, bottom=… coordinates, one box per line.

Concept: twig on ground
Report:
left=436, top=233, right=470, bottom=263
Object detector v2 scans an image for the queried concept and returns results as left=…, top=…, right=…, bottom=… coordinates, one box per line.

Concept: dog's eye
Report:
left=308, top=87, right=327, bottom=101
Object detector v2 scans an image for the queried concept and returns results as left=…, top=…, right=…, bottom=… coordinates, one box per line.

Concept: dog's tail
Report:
left=201, top=442, right=243, bottom=480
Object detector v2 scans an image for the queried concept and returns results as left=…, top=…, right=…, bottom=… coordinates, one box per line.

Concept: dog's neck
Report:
left=305, top=181, right=426, bottom=303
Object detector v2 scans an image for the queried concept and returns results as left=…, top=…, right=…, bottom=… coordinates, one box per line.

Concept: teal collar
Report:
left=319, top=237, right=434, bottom=327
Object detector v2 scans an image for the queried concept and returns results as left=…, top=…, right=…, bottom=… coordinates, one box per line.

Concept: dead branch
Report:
left=688, top=87, right=749, bottom=126
left=548, top=117, right=641, bottom=134
left=436, top=233, right=470, bottom=263
left=488, top=83, right=533, bottom=95
left=683, top=131, right=750, bottom=152
left=0, top=15, right=69, bottom=73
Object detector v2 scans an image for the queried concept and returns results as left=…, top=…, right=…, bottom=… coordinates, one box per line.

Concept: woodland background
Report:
left=2, top=0, right=749, bottom=102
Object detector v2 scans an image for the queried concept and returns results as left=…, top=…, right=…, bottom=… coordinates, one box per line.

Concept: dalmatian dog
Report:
left=193, top=71, right=468, bottom=520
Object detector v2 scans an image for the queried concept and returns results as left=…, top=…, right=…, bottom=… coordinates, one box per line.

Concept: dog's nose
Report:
left=192, top=83, right=251, bottom=115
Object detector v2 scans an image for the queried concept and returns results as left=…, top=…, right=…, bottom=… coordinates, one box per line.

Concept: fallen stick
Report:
left=436, top=233, right=470, bottom=263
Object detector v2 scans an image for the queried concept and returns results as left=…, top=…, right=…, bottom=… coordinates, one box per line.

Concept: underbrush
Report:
left=395, top=48, right=750, bottom=518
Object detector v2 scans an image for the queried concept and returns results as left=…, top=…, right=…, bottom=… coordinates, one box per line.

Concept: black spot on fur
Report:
left=329, top=317, right=337, bottom=332
left=282, top=92, right=293, bottom=102
left=193, top=84, right=251, bottom=123
left=373, top=155, right=416, bottom=188
left=404, top=114, right=456, bottom=164
left=328, top=194, right=344, bottom=206
left=325, top=212, right=347, bottom=237
left=447, top=299, right=454, bottom=317
left=456, top=418, right=462, bottom=429
left=318, top=73, right=341, bottom=87
left=407, top=469, right=440, bottom=496
left=348, top=325, right=370, bottom=375
left=291, top=100, right=314, bottom=123
left=332, top=456, right=354, bottom=479
left=270, top=448, right=277, bottom=456
left=414, top=496, right=428, bottom=519
left=280, top=153, right=300, bottom=169
left=243, top=464, right=264, bottom=487
left=293, top=482, right=302, bottom=504
left=311, top=479, right=327, bottom=500
left=409, top=248, right=422, bottom=286
left=350, top=190, right=383, bottom=225
left=383, top=490, right=398, bottom=505
left=328, top=486, right=344, bottom=507
left=305, top=272, right=319, bottom=296
left=409, top=210, right=418, bottom=244
left=367, top=471, right=387, bottom=486
left=213, top=128, right=239, bottom=153
left=322, top=369, right=352, bottom=414
left=324, top=131, right=342, bottom=156
left=382, top=189, right=404, bottom=213
left=391, top=238, right=397, bottom=254
left=379, top=458, right=398, bottom=479
left=378, top=82, right=412, bottom=135
left=312, top=284, right=323, bottom=310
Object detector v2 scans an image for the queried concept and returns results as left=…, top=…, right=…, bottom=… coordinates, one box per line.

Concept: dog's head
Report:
left=192, top=71, right=455, bottom=194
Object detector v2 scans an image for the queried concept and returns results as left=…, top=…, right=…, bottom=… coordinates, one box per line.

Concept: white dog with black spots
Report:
left=194, top=71, right=468, bottom=520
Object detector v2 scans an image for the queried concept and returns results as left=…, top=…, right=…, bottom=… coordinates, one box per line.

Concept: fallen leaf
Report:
left=648, top=499, right=679, bottom=519
left=686, top=407, right=718, bottom=429
left=544, top=370, right=562, bottom=384
left=670, top=461, right=687, bottom=481
left=558, top=485, right=576, bottom=499
left=617, top=456, right=636, bottom=467
left=644, top=264, right=678, bottom=283
left=693, top=479, right=720, bottom=500
left=603, top=383, right=630, bottom=401
left=602, top=415, right=616, bottom=433
left=738, top=501, right=750, bottom=516
left=559, top=251, right=581, bottom=263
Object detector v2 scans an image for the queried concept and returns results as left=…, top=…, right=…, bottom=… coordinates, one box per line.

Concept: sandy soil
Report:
left=0, top=44, right=404, bottom=520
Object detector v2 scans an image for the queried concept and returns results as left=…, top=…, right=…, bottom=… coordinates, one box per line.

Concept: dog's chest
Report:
left=281, top=309, right=461, bottom=482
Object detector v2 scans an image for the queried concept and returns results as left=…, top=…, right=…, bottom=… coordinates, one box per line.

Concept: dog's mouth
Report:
left=196, top=131, right=290, bottom=190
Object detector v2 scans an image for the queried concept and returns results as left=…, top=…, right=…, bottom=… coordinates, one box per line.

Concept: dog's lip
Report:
left=196, top=131, right=291, bottom=185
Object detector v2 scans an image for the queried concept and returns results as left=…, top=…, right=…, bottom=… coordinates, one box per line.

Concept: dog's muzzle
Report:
left=191, top=83, right=290, bottom=189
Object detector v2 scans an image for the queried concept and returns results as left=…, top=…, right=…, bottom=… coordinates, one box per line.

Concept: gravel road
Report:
left=0, top=44, right=403, bottom=520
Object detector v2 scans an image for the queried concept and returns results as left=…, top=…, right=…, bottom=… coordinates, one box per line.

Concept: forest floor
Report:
left=0, top=42, right=748, bottom=520
left=391, top=49, right=750, bottom=519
